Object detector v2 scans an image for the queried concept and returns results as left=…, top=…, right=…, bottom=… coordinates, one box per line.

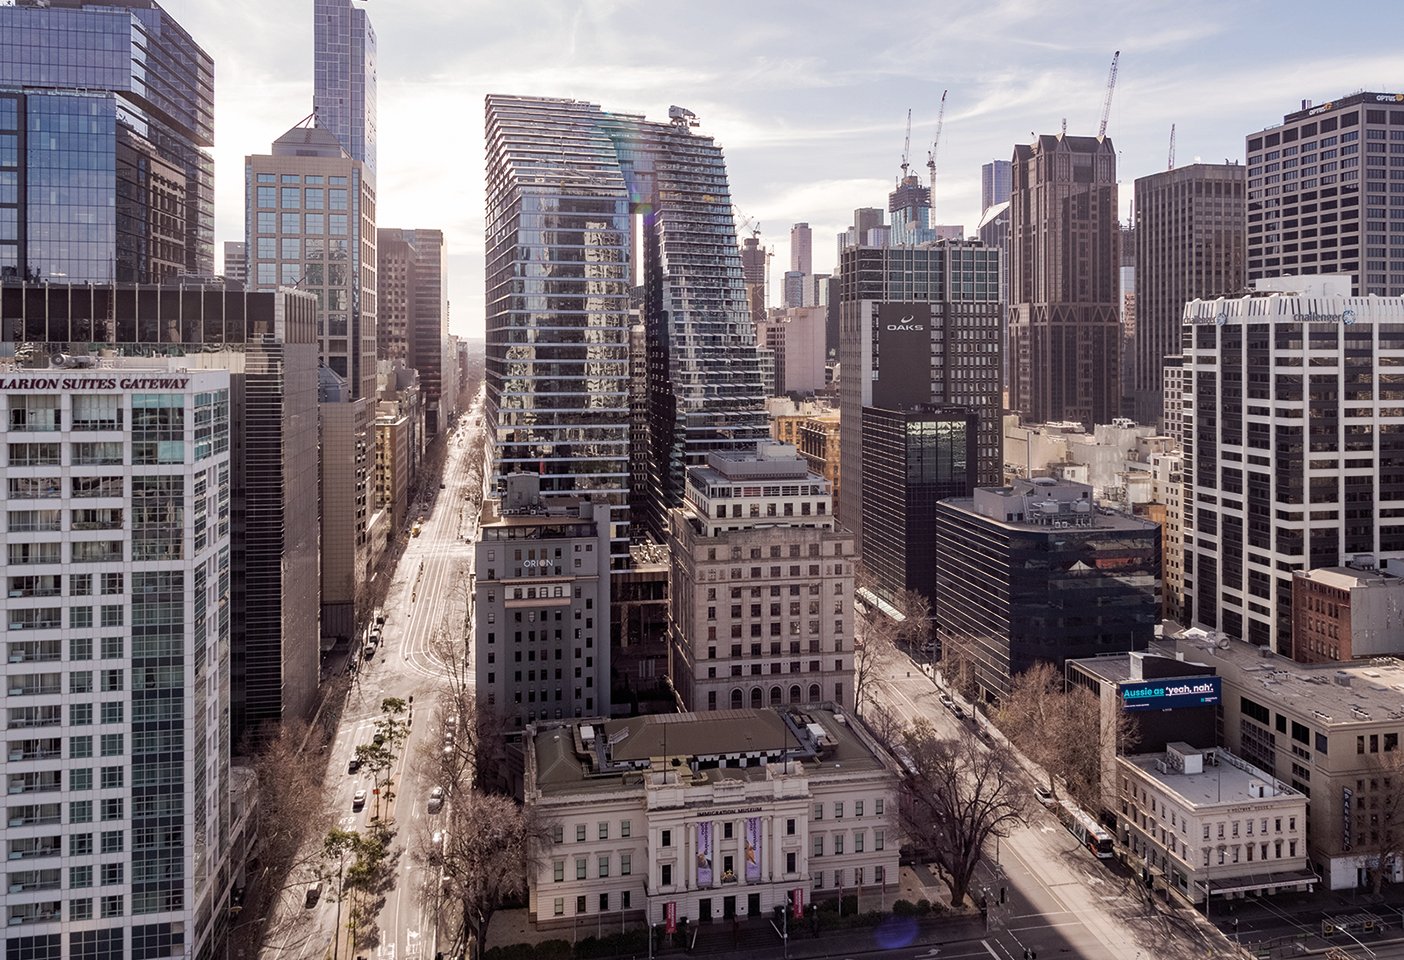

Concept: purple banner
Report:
left=696, top=821, right=713, bottom=887
left=745, top=817, right=762, bottom=882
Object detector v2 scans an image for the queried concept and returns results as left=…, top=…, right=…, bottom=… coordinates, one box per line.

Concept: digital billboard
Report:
left=873, top=301, right=933, bottom=410
left=1119, top=677, right=1221, bottom=712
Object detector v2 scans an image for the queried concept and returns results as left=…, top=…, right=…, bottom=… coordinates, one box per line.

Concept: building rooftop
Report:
left=700, top=442, right=811, bottom=482
left=1123, top=744, right=1299, bottom=809
left=1155, top=629, right=1404, bottom=726
left=948, top=477, right=1157, bottom=534
left=529, top=706, right=888, bottom=797
left=1296, top=565, right=1403, bottom=591
left=1068, top=650, right=1217, bottom=686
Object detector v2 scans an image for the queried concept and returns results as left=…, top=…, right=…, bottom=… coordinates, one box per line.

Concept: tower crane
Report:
left=926, top=89, right=948, bottom=195
left=1098, top=50, right=1120, bottom=140
left=900, top=108, right=912, bottom=180
left=1167, top=123, right=1176, bottom=171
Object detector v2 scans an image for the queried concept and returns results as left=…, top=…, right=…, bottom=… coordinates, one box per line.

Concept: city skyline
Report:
left=168, top=0, right=1398, bottom=336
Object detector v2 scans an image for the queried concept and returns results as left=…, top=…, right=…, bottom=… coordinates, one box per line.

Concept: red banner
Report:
left=665, top=900, right=677, bottom=934
left=791, top=887, right=804, bottom=919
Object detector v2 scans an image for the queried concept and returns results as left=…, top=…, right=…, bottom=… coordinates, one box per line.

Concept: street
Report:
left=261, top=390, right=486, bottom=960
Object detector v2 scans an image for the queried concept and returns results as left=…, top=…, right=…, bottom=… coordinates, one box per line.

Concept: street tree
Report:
left=893, top=588, right=933, bottom=659
left=417, top=791, right=549, bottom=958
left=853, top=614, right=896, bottom=716
left=425, top=628, right=511, bottom=794
left=1361, top=747, right=1404, bottom=894
left=898, top=721, right=1024, bottom=907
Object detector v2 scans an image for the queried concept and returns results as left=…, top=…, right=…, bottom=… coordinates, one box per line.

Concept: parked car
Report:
left=431, top=830, right=444, bottom=846
left=352, top=789, right=367, bottom=811
left=428, top=786, right=444, bottom=812
left=938, top=693, right=954, bottom=709
left=305, top=880, right=323, bottom=908
left=1035, top=785, right=1056, bottom=809
left=951, top=704, right=967, bottom=720
left=347, top=756, right=362, bottom=774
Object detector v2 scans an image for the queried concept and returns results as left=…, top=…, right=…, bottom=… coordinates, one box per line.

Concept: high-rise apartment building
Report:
left=790, top=222, right=812, bottom=276
left=837, top=242, right=1003, bottom=548
left=0, top=0, right=214, bottom=282
left=222, top=242, right=247, bottom=287
left=935, top=477, right=1160, bottom=703
left=377, top=228, right=451, bottom=433
left=473, top=474, right=612, bottom=730
left=245, top=122, right=377, bottom=400
left=483, top=95, right=767, bottom=553
left=982, top=159, right=1012, bottom=213
left=313, top=0, right=376, bottom=181
left=2, top=283, right=323, bottom=743
left=1181, top=277, right=1404, bottom=651
left=1008, top=135, right=1121, bottom=426
left=0, top=360, right=234, bottom=954
left=1132, top=163, right=1246, bottom=424
left=666, top=443, right=854, bottom=713
left=1246, top=92, right=1404, bottom=296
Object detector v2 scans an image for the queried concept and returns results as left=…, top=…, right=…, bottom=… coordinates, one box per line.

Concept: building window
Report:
left=554, top=898, right=564, bottom=917
left=553, top=861, right=564, bottom=882
left=814, top=803, right=823, bottom=820
left=576, top=824, right=586, bottom=842
left=875, top=830, right=885, bottom=851
left=621, top=854, right=631, bottom=876
left=621, top=820, right=631, bottom=838
left=576, top=857, right=587, bottom=880
left=576, top=895, right=587, bottom=915
left=787, top=851, right=797, bottom=874
left=835, top=802, right=844, bottom=820
left=854, top=832, right=864, bottom=853
left=813, top=836, right=823, bottom=857
left=834, top=835, right=844, bottom=855
left=875, top=799, right=884, bottom=816
left=599, top=822, right=609, bottom=840
left=661, top=864, right=673, bottom=886
left=662, top=829, right=672, bottom=847
left=598, top=856, right=610, bottom=878
left=855, top=801, right=864, bottom=817
left=786, top=818, right=796, bottom=836
left=552, top=825, right=563, bottom=844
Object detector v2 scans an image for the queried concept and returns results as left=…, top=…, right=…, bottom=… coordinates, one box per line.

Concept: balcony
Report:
left=7, top=902, right=61, bottom=924
left=6, top=841, right=59, bottom=861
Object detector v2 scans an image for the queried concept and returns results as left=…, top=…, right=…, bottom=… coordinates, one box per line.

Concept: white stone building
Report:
left=523, top=706, right=900, bottom=933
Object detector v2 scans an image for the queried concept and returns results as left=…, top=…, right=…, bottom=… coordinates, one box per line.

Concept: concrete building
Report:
left=317, top=368, right=371, bottom=643
left=1154, top=630, right=1404, bottom=890
left=783, top=271, right=807, bottom=310
left=1118, top=743, right=1313, bottom=906
left=795, top=413, right=840, bottom=511
left=934, top=477, right=1160, bottom=703
left=790, top=222, right=812, bottom=276
left=838, top=242, right=1003, bottom=551
left=483, top=96, right=767, bottom=555
left=757, top=307, right=826, bottom=396
left=313, top=0, right=376, bottom=180
left=836, top=208, right=886, bottom=260
left=1001, top=416, right=1177, bottom=506
left=376, top=228, right=452, bottom=433
left=0, top=361, right=235, bottom=955
left=1292, top=561, right=1404, bottom=663
left=1008, top=135, right=1122, bottom=427
left=666, top=443, right=854, bottom=713
left=1132, top=163, right=1246, bottom=425
left=474, top=474, right=613, bottom=731
left=0, top=0, right=215, bottom=281
left=1, top=282, right=322, bottom=745
left=1246, top=92, right=1404, bottom=296
left=223, top=242, right=247, bottom=287
left=610, top=542, right=671, bottom=714
left=981, top=159, right=1012, bottom=213
left=523, top=707, right=901, bottom=931
left=245, top=121, right=378, bottom=401
left=1181, top=277, right=1404, bottom=651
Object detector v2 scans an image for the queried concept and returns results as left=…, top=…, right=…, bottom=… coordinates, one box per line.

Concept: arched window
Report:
left=731, top=688, right=744, bottom=710
left=769, top=686, right=782, bottom=706
left=789, top=685, right=801, bottom=703
left=750, top=687, right=763, bottom=709
left=807, top=683, right=821, bottom=703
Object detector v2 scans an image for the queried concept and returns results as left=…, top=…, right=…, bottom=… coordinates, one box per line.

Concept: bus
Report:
left=1056, top=799, right=1114, bottom=859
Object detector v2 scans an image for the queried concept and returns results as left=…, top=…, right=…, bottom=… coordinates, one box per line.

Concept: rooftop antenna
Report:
left=1098, top=50, right=1121, bottom=141
left=899, top=108, right=912, bottom=180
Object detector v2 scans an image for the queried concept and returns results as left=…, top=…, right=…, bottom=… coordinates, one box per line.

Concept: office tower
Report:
left=790, top=222, right=812, bottom=275
left=474, top=474, right=612, bottom=730
left=1181, top=276, right=1404, bottom=652
left=756, top=307, right=826, bottom=396
left=1132, top=163, right=1246, bottom=424
left=0, top=0, right=214, bottom=281
left=1246, top=92, right=1404, bottom=296
left=1008, top=134, right=1122, bottom=427
left=981, top=159, right=1012, bottom=212
left=313, top=0, right=376, bottom=181
left=782, top=270, right=807, bottom=309
left=824, top=275, right=840, bottom=356
left=861, top=405, right=978, bottom=616
left=245, top=121, right=377, bottom=400
left=740, top=233, right=767, bottom=325
left=223, top=241, right=247, bottom=286
left=837, top=207, right=886, bottom=260
left=0, top=359, right=233, bottom=953
left=484, top=96, right=767, bottom=553
left=837, top=242, right=1003, bottom=548
left=377, top=228, right=451, bottom=433
left=934, top=477, right=1160, bottom=703
left=666, top=443, right=854, bottom=713
left=2, top=283, right=323, bottom=744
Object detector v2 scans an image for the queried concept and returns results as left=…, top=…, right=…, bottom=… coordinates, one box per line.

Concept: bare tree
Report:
left=898, top=721, right=1024, bottom=907
left=424, top=628, right=511, bottom=793
left=995, top=662, right=1065, bottom=793
left=936, top=627, right=981, bottom=703
left=893, top=588, right=933, bottom=659
left=1360, top=748, right=1404, bottom=894
left=417, top=791, right=548, bottom=959
left=853, top=615, right=896, bottom=716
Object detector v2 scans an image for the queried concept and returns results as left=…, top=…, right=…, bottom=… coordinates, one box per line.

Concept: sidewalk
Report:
left=1218, top=883, right=1404, bottom=957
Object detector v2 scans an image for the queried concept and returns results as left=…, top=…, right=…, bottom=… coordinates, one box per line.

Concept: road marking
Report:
left=979, top=940, right=1003, bottom=959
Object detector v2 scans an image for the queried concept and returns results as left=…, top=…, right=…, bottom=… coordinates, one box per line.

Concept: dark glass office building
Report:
left=0, top=0, right=215, bottom=281
left=1, top=282, right=322, bottom=743
left=860, top=404, right=977, bottom=619
left=934, top=477, right=1160, bottom=704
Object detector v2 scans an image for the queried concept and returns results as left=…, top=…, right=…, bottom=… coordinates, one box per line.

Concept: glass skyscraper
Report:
left=483, top=96, right=768, bottom=558
left=0, top=0, right=215, bottom=281
left=314, top=0, right=377, bottom=182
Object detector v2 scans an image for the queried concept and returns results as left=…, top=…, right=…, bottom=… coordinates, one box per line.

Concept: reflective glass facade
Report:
left=314, top=0, right=376, bottom=181
left=0, top=0, right=215, bottom=280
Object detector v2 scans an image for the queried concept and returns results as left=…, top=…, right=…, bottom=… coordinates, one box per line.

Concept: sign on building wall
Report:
left=1118, top=677, right=1221, bottom=711
left=696, top=821, right=713, bottom=887
left=873, top=301, right=933, bottom=410
left=745, top=817, right=762, bottom=882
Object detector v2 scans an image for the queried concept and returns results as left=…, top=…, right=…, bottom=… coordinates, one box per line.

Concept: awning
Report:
left=1203, top=868, right=1319, bottom=896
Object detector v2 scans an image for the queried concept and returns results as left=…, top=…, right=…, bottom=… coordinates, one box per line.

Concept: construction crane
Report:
left=1167, top=123, right=1176, bottom=171
left=926, top=89, right=948, bottom=195
left=1097, top=50, right=1120, bottom=140
left=732, top=204, right=761, bottom=242
left=900, top=108, right=912, bottom=179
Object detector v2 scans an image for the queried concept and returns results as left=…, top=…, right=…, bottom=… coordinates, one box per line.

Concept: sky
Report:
left=167, top=0, right=1403, bottom=338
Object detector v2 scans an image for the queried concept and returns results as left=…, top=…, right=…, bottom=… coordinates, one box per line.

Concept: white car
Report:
left=431, top=830, right=444, bottom=846
left=352, top=788, right=367, bottom=810
left=428, top=786, right=444, bottom=812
